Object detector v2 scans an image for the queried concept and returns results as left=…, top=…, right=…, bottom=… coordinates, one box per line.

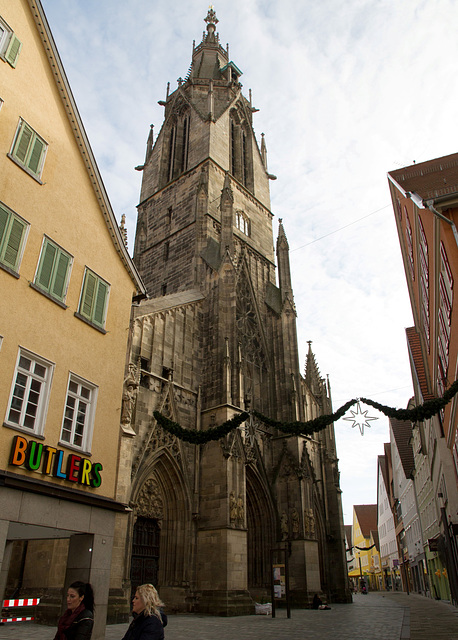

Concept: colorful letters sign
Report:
left=9, top=435, right=103, bottom=487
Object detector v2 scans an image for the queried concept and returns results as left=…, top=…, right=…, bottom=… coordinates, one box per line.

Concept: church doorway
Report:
left=130, top=516, right=161, bottom=596
left=246, top=467, right=275, bottom=599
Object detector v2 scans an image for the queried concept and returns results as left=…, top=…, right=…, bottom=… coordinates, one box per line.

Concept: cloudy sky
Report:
left=41, top=0, right=457, bottom=524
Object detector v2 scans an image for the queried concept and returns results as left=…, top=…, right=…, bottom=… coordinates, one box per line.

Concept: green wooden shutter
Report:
left=37, top=241, right=56, bottom=290
left=0, top=205, right=9, bottom=247
left=52, top=251, right=70, bottom=300
left=93, top=280, right=108, bottom=327
left=14, top=123, right=32, bottom=163
left=81, top=271, right=96, bottom=319
left=3, top=217, right=25, bottom=270
left=27, top=136, right=44, bottom=174
left=5, top=35, right=22, bottom=68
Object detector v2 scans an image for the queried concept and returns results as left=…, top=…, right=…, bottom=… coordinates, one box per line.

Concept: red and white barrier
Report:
left=3, top=598, right=40, bottom=608
left=1, top=597, right=40, bottom=623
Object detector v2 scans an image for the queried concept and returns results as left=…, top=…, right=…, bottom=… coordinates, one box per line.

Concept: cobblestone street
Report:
left=2, top=592, right=458, bottom=640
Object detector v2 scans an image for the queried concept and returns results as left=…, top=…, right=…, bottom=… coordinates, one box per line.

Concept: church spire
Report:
left=204, top=6, right=219, bottom=43
left=220, top=172, right=234, bottom=254
left=305, top=341, right=326, bottom=401
left=276, top=219, right=293, bottom=304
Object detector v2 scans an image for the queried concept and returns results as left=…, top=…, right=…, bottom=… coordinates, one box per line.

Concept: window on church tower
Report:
left=236, top=210, right=250, bottom=236
left=165, top=111, right=190, bottom=184
left=229, top=110, right=253, bottom=192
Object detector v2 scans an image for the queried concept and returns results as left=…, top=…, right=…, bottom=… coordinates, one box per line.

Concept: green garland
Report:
left=153, top=411, right=249, bottom=444
left=252, top=399, right=358, bottom=436
left=152, top=378, right=458, bottom=445
left=361, top=377, right=458, bottom=422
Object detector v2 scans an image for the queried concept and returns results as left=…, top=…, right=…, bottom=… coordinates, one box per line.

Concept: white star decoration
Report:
left=342, top=401, right=378, bottom=435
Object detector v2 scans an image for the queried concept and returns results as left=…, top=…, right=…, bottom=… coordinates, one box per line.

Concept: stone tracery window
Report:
left=229, top=107, right=253, bottom=192
left=164, top=106, right=190, bottom=184
left=236, top=273, right=267, bottom=411
left=236, top=210, right=250, bottom=236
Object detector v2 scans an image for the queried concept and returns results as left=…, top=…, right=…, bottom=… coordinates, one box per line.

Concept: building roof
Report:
left=371, top=529, right=380, bottom=552
left=378, top=453, right=389, bottom=497
left=344, top=524, right=352, bottom=549
left=406, top=327, right=435, bottom=402
left=354, top=504, right=377, bottom=538
left=406, top=329, right=432, bottom=401
left=390, top=417, right=415, bottom=478
left=388, top=152, right=458, bottom=201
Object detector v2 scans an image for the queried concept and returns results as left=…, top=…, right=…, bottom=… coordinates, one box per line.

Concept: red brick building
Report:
left=388, top=154, right=458, bottom=602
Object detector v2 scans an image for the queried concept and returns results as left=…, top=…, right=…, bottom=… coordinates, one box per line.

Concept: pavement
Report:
left=1, top=592, right=458, bottom=640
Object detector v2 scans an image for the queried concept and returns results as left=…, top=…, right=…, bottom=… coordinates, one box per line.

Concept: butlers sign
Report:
left=9, top=435, right=103, bottom=488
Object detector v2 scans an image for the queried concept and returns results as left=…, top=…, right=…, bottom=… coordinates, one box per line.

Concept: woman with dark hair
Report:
left=53, top=581, right=94, bottom=640
left=121, top=583, right=167, bottom=640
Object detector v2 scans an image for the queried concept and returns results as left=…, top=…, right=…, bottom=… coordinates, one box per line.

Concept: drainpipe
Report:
left=423, top=198, right=458, bottom=249
left=387, top=173, right=458, bottom=248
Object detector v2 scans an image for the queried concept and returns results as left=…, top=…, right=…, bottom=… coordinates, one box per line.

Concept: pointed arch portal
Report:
left=132, top=449, right=192, bottom=595
left=246, top=466, right=276, bottom=594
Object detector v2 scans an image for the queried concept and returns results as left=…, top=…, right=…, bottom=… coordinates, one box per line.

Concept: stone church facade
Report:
left=111, top=9, right=351, bottom=617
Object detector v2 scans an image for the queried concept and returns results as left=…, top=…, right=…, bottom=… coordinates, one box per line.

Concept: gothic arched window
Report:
left=229, top=108, right=253, bottom=192
left=164, top=108, right=190, bottom=184
left=236, top=210, right=250, bottom=237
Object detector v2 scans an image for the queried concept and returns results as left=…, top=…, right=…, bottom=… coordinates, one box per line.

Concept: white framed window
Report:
left=0, top=16, right=22, bottom=67
left=236, top=210, right=250, bottom=236
left=9, top=118, right=48, bottom=179
left=60, top=373, right=98, bottom=451
left=34, top=236, right=72, bottom=303
left=437, top=242, right=453, bottom=395
left=0, top=201, right=29, bottom=273
left=5, top=349, right=54, bottom=435
left=77, top=268, right=110, bottom=330
left=418, top=217, right=430, bottom=352
left=404, top=207, right=415, bottom=281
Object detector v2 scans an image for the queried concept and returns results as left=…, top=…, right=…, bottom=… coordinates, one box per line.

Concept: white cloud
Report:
left=41, top=0, right=458, bottom=522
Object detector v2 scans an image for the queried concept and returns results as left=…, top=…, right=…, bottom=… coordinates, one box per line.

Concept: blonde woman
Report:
left=121, top=584, right=167, bottom=640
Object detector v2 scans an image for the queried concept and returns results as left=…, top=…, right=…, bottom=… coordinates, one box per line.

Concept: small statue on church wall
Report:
left=121, top=363, right=139, bottom=426
left=308, top=508, right=316, bottom=537
left=237, top=494, right=245, bottom=525
left=280, top=512, right=289, bottom=540
left=291, top=507, right=300, bottom=538
left=230, top=491, right=237, bottom=523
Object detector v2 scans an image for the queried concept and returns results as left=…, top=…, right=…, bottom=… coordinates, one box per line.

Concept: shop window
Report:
left=9, top=118, right=48, bottom=180
left=0, top=16, right=22, bottom=67
left=60, top=374, right=97, bottom=451
left=34, top=236, right=72, bottom=303
left=5, top=349, right=54, bottom=435
left=76, top=268, right=110, bottom=331
left=0, top=201, right=29, bottom=274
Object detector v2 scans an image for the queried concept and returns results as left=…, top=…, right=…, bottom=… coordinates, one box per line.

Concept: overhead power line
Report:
left=290, top=204, right=391, bottom=252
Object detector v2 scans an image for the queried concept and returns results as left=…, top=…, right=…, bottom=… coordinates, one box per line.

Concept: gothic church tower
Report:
left=113, top=9, right=350, bottom=617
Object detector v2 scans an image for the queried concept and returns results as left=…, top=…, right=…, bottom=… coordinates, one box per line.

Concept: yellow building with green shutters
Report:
left=0, top=1, right=144, bottom=637
left=351, top=505, right=383, bottom=591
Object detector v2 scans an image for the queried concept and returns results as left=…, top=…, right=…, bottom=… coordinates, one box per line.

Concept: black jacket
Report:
left=121, top=611, right=167, bottom=640
left=54, top=608, right=94, bottom=640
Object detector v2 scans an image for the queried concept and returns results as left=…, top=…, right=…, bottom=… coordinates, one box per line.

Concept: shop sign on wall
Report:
left=9, top=435, right=103, bottom=487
